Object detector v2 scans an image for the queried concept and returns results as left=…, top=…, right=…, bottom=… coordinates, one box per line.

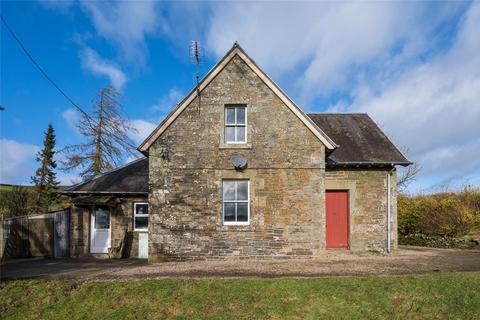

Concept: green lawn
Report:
left=1, top=273, right=480, bottom=319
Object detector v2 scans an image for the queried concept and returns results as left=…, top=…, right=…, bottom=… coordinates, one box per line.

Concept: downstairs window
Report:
left=223, top=180, right=249, bottom=225
left=134, top=202, right=149, bottom=231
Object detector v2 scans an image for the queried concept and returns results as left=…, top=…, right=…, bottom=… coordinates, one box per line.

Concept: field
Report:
left=1, top=272, right=479, bottom=319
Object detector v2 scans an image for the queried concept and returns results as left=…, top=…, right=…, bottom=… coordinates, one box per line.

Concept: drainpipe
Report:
left=387, top=165, right=395, bottom=253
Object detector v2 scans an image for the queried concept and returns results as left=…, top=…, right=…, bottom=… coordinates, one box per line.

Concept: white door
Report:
left=138, top=233, right=148, bottom=259
left=90, top=206, right=111, bottom=253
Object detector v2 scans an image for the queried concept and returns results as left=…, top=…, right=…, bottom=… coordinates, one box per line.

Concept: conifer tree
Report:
left=32, top=124, right=59, bottom=212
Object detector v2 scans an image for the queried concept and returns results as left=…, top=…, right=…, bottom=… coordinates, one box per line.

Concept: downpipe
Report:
left=387, top=165, right=395, bottom=253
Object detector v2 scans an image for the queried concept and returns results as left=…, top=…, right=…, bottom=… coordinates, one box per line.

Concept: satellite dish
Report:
left=231, top=155, right=248, bottom=171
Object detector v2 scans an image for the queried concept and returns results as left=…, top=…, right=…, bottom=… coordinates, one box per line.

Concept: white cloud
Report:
left=130, top=119, right=156, bottom=145
left=80, top=1, right=162, bottom=64
left=204, top=2, right=466, bottom=103
left=80, top=47, right=127, bottom=89
left=62, top=108, right=79, bottom=131
left=151, top=88, right=183, bottom=115
left=337, top=2, right=480, bottom=192
left=56, top=172, right=81, bottom=186
left=0, top=139, right=39, bottom=184
left=128, top=88, right=183, bottom=148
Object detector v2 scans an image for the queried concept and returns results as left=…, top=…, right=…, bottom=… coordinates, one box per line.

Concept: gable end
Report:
left=138, top=43, right=337, bottom=153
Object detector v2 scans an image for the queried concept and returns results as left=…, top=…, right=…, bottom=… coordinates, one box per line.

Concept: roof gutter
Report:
left=58, top=191, right=148, bottom=195
left=326, top=161, right=412, bottom=168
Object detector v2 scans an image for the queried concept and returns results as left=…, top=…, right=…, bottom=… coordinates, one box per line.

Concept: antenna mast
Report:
left=189, top=40, right=204, bottom=112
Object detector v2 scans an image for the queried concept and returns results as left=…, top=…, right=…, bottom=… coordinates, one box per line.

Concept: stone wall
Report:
left=148, top=55, right=326, bottom=261
left=70, top=206, right=89, bottom=257
left=69, top=196, right=148, bottom=258
left=325, top=168, right=397, bottom=251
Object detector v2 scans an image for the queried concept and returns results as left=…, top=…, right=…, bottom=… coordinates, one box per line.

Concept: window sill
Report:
left=134, top=229, right=148, bottom=232
left=219, top=143, right=252, bottom=149
left=223, top=222, right=250, bottom=226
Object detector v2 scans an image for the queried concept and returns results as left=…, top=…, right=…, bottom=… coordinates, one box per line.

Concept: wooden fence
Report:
left=1, top=209, right=70, bottom=259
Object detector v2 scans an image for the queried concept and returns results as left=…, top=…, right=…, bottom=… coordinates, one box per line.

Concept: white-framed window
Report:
left=225, top=105, right=247, bottom=143
left=133, top=202, right=149, bottom=231
left=222, top=180, right=249, bottom=225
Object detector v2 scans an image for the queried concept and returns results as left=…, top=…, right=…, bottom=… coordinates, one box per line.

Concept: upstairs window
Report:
left=225, top=105, right=246, bottom=143
left=223, top=180, right=249, bottom=225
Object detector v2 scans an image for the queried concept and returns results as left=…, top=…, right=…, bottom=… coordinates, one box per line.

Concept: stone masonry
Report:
left=325, top=169, right=398, bottom=251
left=147, top=53, right=398, bottom=261
left=148, top=55, right=326, bottom=261
left=70, top=197, right=147, bottom=258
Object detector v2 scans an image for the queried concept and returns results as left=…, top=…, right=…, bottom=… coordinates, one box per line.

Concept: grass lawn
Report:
left=1, top=273, right=480, bottom=319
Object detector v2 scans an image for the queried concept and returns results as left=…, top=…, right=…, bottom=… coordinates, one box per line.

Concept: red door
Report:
left=326, top=191, right=349, bottom=249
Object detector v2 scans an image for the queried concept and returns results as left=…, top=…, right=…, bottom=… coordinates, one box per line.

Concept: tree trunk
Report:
left=93, top=89, right=105, bottom=176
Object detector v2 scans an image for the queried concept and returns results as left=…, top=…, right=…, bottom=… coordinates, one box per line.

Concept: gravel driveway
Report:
left=87, top=246, right=480, bottom=280
left=2, top=246, right=479, bottom=281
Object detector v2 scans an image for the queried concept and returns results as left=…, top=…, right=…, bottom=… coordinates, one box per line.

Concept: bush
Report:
left=0, top=186, right=33, bottom=218
left=398, top=187, right=480, bottom=245
left=0, top=186, right=71, bottom=218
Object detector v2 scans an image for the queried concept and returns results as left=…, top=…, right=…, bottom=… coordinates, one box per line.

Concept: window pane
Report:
left=236, top=127, right=245, bottom=142
left=135, top=217, right=148, bottom=230
left=224, top=202, right=235, bottom=222
left=237, top=181, right=248, bottom=200
left=223, top=181, right=235, bottom=200
left=226, top=108, right=236, bottom=124
left=225, top=126, right=235, bottom=142
left=135, top=203, right=148, bottom=215
left=95, top=207, right=110, bottom=229
left=236, top=107, right=245, bottom=124
left=237, top=203, right=248, bottom=222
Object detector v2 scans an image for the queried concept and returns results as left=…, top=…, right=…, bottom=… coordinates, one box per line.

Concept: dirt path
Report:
left=85, top=246, right=480, bottom=280
left=1, top=258, right=145, bottom=281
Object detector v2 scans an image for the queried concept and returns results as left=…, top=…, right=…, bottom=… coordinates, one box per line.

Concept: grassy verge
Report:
left=1, top=273, right=480, bottom=319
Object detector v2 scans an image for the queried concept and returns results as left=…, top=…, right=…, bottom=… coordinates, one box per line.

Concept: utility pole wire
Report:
left=0, top=15, right=138, bottom=150
left=1, top=15, right=89, bottom=119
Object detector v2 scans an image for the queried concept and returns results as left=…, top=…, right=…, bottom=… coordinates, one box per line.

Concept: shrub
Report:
left=398, top=187, right=480, bottom=240
left=0, top=186, right=33, bottom=218
left=0, top=186, right=70, bottom=218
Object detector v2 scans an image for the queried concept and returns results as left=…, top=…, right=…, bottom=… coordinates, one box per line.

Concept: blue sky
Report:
left=1, top=1, right=479, bottom=193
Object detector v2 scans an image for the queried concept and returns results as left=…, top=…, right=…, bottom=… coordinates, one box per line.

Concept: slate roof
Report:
left=307, top=113, right=411, bottom=167
left=60, top=157, right=148, bottom=194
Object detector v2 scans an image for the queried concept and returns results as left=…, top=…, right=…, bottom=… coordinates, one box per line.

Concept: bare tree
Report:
left=397, top=162, right=421, bottom=192
left=62, top=86, right=138, bottom=179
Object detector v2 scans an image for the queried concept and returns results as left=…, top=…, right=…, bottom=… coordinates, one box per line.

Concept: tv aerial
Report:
left=189, top=41, right=204, bottom=112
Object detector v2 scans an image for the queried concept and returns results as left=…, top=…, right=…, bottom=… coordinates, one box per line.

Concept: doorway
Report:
left=90, top=206, right=111, bottom=253
left=326, top=190, right=349, bottom=249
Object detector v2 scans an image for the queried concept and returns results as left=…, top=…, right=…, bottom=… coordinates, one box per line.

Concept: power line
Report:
left=1, top=15, right=90, bottom=120
left=0, top=15, right=138, bottom=150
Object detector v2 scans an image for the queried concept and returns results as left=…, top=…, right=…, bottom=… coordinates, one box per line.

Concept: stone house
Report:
left=61, top=43, right=410, bottom=261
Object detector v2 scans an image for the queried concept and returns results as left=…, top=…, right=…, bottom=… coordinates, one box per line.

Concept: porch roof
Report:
left=60, top=157, right=148, bottom=195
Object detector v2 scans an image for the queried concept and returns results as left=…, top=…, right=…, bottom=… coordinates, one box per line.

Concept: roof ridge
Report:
left=62, top=157, right=147, bottom=191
